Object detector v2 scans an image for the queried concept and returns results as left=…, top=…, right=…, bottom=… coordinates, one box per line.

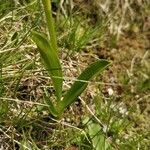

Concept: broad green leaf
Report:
left=84, top=118, right=112, bottom=150
left=58, top=60, right=110, bottom=114
left=88, top=121, right=105, bottom=150
left=31, top=31, right=63, bottom=101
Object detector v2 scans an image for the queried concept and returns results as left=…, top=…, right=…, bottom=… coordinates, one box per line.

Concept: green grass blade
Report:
left=44, top=95, right=59, bottom=117
left=31, top=31, right=63, bottom=101
left=58, top=60, right=110, bottom=114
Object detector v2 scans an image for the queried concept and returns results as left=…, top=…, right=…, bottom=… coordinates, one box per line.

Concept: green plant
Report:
left=61, top=17, right=106, bottom=52
left=31, top=0, right=110, bottom=118
left=83, top=117, right=112, bottom=150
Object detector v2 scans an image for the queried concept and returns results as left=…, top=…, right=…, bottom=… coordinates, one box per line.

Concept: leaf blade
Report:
left=58, top=60, right=110, bottom=114
left=31, top=31, right=63, bottom=101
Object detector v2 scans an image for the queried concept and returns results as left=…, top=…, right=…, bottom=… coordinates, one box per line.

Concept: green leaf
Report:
left=84, top=117, right=112, bottom=150
left=31, top=31, right=63, bottom=101
left=44, top=95, right=58, bottom=117
left=88, top=121, right=105, bottom=150
left=58, top=60, right=110, bottom=114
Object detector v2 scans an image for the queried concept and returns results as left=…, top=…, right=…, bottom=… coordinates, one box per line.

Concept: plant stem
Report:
left=42, top=0, right=58, bottom=53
